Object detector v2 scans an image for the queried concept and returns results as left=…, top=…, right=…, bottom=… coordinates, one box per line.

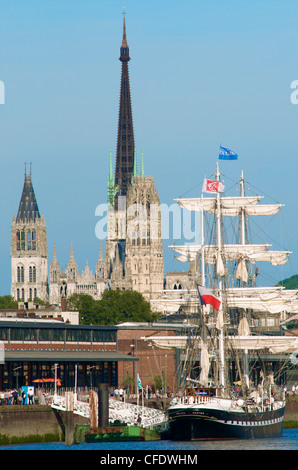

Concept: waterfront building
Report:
left=0, top=318, right=136, bottom=390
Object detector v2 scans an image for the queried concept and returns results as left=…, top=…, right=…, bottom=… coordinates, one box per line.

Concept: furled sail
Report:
left=143, top=335, right=298, bottom=354
left=175, top=196, right=282, bottom=217
left=171, top=243, right=290, bottom=266
left=226, top=287, right=298, bottom=313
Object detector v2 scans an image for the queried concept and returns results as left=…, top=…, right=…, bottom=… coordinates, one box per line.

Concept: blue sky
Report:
left=1, top=0, right=297, bottom=295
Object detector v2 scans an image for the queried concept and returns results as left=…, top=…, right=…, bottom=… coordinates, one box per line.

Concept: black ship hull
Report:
left=168, top=404, right=285, bottom=440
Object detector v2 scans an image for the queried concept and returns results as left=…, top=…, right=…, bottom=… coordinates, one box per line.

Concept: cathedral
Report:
left=11, top=16, right=165, bottom=306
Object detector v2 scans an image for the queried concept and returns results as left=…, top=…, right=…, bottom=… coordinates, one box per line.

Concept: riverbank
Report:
left=0, top=397, right=297, bottom=446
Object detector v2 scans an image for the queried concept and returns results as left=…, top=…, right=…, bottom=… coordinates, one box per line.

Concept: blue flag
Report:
left=219, top=145, right=238, bottom=160
left=137, top=373, right=142, bottom=390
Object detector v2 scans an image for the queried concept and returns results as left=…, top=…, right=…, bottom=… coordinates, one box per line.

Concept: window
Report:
left=39, top=328, right=53, bottom=342
left=10, top=328, right=23, bottom=341
left=27, top=231, right=31, bottom=249
left=21, top=231, right=25, bottom=250
left=173, top=282, right=182, bottom=290
left=29, top=266, right=36, bottom=283
left=52, top=329, right=65, bottom=342
left=0, top=328, right=9, bottom=341
left=66, top=329, right=78, bottom=342
left=32, top=231, right=36, bottom=250
left=16, top=231, right=20, bottom=250
left=17, top=266, right=24, bottom=283
left=24, top=328, right=37, bottom=341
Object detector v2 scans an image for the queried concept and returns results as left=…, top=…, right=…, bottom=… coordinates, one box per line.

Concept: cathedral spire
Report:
left=52, top=244, right=58, bottom=264
left=120, top=11, right=130, bottom=61
left=16, top=170, right=41, bottom=222
left=115, top=13, right=135, bottom=197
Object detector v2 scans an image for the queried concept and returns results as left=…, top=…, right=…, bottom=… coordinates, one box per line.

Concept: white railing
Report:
left=170, top=395, right=212, bottom=406
left=51, top=394, right=167, bottom=428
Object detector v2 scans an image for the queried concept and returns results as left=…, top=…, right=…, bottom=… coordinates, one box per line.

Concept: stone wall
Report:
left=0, top=405, right=88, bottom=445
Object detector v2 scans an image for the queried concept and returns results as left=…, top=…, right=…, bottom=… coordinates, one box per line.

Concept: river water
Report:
left=0, top=428, right=297, bottom=451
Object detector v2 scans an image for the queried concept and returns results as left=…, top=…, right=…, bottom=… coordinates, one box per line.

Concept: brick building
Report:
left=117, top=322, right=187, bottom=394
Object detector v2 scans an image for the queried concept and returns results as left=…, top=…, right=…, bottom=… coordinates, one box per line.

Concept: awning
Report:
left=33, top=378, right=62, bottom=386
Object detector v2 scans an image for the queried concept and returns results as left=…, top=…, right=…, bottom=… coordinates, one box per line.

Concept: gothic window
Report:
left=34, top=288, right=37, bottom=299
left=32, top=231, right=36, bottom=250
left=29, top=288, right=32, bottom=299
left=16, top=231, right=20, bottom=250
left=29, top=266, right=36, bottom=283
left=17, top=288, right=20, bottom=300
left=21, top=230, right=25, bottom=250
left=21, top=288, right=25, bottom=300
left=17, top=265, right=24, bottom=283
left=173, top=282, right=182, bottom=290
left=27, top=231, right=33, bottom=250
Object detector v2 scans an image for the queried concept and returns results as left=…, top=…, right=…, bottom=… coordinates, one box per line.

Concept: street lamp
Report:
left=51, top=364, right=59, bottom=396
left=13, top=366, right=22, bottom=390
left=74, top=364, right=78, bottom=401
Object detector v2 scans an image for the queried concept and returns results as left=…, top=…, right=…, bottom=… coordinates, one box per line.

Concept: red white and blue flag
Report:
left=197, top=285, right=221, bottom=311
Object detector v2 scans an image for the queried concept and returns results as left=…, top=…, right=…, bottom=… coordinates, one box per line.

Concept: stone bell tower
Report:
left=11, top=168, right=48, bottom=302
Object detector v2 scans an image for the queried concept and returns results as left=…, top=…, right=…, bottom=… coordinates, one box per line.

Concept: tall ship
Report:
left=149, top=148, right=298, bottom=440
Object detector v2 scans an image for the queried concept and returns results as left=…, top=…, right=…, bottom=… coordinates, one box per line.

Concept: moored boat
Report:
left=151, top=148, right=298, bottom=440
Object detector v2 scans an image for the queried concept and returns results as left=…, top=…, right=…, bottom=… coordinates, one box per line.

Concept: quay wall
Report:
left=0, top=405, right=88, bottom=445
left=0, top=398, right=297, bottom=445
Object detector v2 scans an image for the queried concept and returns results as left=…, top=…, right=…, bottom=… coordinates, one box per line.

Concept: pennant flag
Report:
left=197, top=284, right=221, bottom=311
left=202, top=178, right=225, bottom=194
left=137, top=373, right=143, bottom=390
left=219, top=145, right=238, bottom=160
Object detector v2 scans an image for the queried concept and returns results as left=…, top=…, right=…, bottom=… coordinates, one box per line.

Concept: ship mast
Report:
left=239, top=170, right=250, bottom=392
left=215, top=162, right=225, bottom=391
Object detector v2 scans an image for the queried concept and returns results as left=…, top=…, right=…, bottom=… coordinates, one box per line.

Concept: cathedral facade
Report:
left=11, top=17, right=165, bottom=306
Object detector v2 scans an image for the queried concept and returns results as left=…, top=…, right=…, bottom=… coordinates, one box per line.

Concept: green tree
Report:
left=67, top=290, right=160, bottom=325
left=96, top=289, right=160, bottom=325
left=0, top=295, right=18, bottom=309
left=66, top=293, right=97, bottom=325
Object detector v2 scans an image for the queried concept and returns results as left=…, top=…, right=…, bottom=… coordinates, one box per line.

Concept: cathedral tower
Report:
left=105, top=16, right=164, bottom=298
left=11, top=169, right=48, bottom=302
